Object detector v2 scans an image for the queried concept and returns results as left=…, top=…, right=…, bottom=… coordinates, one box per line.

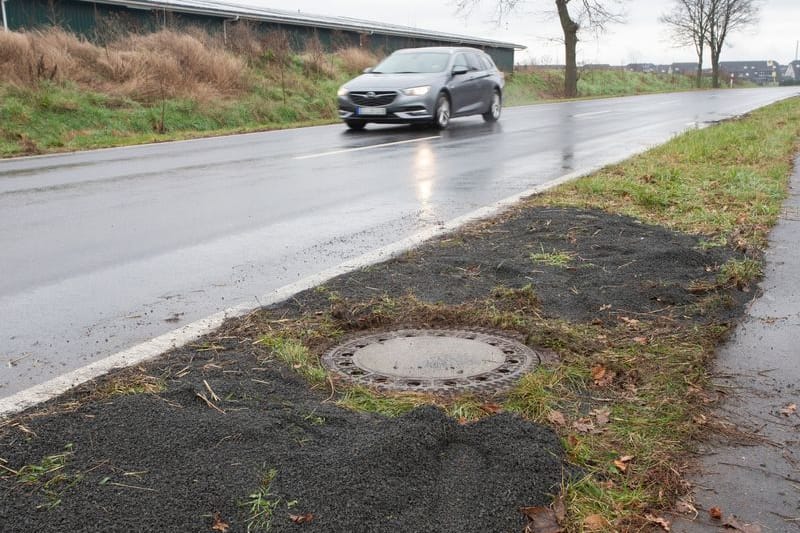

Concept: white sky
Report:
left=231, top=0, right=800, bottom=65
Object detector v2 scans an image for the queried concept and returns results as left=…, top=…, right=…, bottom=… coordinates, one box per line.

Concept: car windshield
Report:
left=371, top=52, right=450, bottom=74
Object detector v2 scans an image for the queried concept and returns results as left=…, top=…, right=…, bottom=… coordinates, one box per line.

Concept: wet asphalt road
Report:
left=1, top=88, right=798, bottom=399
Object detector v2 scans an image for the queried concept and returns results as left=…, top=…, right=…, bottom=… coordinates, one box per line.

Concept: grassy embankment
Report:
left=247, top=97, right=800, bottom=530
left=1, top=27, right=716, bottom=158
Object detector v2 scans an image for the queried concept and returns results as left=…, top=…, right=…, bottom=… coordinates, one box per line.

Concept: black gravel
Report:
left=0, top=206, right=748, bottom=533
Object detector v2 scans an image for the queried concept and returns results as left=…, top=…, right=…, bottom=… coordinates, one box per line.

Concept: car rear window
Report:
left=372, top=52, right=451, bottom=74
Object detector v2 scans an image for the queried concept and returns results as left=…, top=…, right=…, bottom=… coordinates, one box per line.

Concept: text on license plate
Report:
left=357, top=106, right=387, bottom=116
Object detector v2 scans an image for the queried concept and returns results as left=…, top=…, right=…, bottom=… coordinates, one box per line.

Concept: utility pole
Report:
left=1, top=0, right=8, bottom=32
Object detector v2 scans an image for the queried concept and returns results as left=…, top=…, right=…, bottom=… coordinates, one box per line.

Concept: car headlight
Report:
left=337, top=87, right=349, bottom=97
left=402, top=85, right=431, bottom=97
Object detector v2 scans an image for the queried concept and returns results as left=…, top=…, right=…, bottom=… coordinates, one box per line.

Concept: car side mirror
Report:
left=452, top=66, right=469, bottom=76
left=363, top=67, right=373, bottom=73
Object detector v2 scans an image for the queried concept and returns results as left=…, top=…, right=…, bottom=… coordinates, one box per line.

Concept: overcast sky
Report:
left=235, top=0, right=800, bottom=65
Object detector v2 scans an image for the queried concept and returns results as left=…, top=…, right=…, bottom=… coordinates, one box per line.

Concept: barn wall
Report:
left=5, top=0, right=516, bottom=70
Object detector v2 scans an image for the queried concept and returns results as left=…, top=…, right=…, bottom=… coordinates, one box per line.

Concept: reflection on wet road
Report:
left=0, top=88, right=798, bottom=399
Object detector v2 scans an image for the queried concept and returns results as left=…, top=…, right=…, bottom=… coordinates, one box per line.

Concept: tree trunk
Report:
left=556, top=0, right=580, bottom=98
left=710, top=50, right=721, bottom=88
left=695, top=64, right=703, bottom=88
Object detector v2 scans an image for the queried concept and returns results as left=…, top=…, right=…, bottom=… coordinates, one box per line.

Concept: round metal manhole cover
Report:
left=322, top=328, right=541, bottom=393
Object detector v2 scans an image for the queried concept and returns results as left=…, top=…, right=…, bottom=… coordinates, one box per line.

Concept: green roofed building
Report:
left=0, top=0, right=524, bottom=70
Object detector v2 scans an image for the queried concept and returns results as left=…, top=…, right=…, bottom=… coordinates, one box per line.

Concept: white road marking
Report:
left=572, top=110, right=612, bottom=118
left=0, top=154, right=651, bottom=419
left=293, top=136, right=440, bottom=160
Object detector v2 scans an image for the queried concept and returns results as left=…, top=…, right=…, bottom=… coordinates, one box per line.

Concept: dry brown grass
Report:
left=336, top=47, right=380, bottom=75
left=0, top=27, right=249, bottom=102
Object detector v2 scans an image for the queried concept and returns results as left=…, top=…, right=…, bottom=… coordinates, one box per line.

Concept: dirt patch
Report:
left=0, top=206, right=748, bottom=532
left=285, top=207, right=746, bottom=324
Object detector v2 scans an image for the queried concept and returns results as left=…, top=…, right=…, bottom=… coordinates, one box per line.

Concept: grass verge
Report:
left=236, top=96, right=800, bottom=531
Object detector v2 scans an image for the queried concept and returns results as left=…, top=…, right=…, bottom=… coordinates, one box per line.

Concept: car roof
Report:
left=392, top=46, right=487, bottom=55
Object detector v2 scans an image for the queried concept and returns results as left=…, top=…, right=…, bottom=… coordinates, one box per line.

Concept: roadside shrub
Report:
left=336, top=47, right=379, bottom=75
left=301, top=33, right=336, bottom=78
left=0, top=27, right=248, bottom=102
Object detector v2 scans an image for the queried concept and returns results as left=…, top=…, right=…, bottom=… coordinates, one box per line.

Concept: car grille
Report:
left=349, top=91, right=397, bottom=106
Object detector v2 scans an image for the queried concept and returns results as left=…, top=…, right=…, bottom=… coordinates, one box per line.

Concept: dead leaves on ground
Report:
left=591, top=364, right=616, bottom=388
left=644, top=513, right=671, bottom=531
left=779, top=403, right=796, bottom=416
left=520, top=495, right=565, bottom=533
left=289, top=513, right=314, bottom=524
left=552, top=407, right=611, bottom=435
left=211, top=512, right=229, bottom=532
left=520, top=506, right=561, bottom=533
left=613, top=454, right=634, bottom=473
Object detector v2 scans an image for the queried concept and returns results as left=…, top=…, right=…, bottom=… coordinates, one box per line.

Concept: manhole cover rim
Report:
left=322, top=327, right=541, bottom=394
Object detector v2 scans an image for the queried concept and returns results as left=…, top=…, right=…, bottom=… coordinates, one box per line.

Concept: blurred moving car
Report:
left=337, top=46, right=504, bottom=130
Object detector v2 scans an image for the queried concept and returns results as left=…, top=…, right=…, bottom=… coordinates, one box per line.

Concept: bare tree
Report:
left=706, top=0, right=760, bottom=87
left=660, top=0, right=709, bottom=88
left=455, top=1, right=626, bottom=97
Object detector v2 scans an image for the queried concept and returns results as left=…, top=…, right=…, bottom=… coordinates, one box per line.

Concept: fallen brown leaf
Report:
left=632, top=336, right=648, bottom=345
left=709, top=507, right=723, bottom=520
left=519, top=506, right=561, bottom=533
left=591, top=364, right=616, bottom=387
left=289, top=513, right=314, bottom=524
left=547, top=410, right=566, bottom=426
left=566, top=434, right=579, bottom=448
left=645, top=513, right=671, bottom=531
left=592, top=408, right=611, bottom=426
left=582, top=514, right=607, bottom=531
left=591, top=364, right=607, bottom=382
left=572, top=417, right=595, bottom=434
left=482, top=403, right=503, bottom=415
left=613, top=455, right=634, bottom=472
left=620, top=316, right=640, bottom=326
left=780, top=403, right=796, bottom=416
left=211, top=512, right=229, bottom=532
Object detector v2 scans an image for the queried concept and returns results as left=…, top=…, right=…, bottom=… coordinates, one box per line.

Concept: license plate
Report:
left=357, top=106, right=387, bottom=116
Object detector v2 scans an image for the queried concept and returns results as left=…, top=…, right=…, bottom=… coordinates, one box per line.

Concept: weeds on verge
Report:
left=531, top=247, right=575, bottom=267
left=527, top=98, right=800, bottom=251
left=0, top=444, right=82, bottom=509
left=257, top=334, right=327, bottom=385
left=244, top=468, right=280, bottom=533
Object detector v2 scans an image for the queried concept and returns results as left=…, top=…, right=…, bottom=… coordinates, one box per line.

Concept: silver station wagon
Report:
left=337, top=46, right=504, bottom=130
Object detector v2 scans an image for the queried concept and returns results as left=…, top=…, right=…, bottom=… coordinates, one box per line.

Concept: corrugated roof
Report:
left=85, top=0, right=526, bottom=49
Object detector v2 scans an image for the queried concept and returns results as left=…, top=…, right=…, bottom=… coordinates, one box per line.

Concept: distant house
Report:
left=783, top=60, right=800, bottom=82
left=670, top=63, right=700, bottom=75
left=2, top=0, right=524, bottom=70
left=719, top=60, right=781, bottom=85
left=626, top=63, right=657, bottom=73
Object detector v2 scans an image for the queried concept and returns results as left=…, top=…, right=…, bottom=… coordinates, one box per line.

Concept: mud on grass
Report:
left=0, top=203, right=753, bottom=532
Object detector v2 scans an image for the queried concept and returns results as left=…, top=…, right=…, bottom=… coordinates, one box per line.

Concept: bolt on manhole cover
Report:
left=322, top=328, right=541, bottom=393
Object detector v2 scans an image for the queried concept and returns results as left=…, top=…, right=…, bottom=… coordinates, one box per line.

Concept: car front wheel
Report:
left=345, top=119, right=366, bottom=130
left=483, top=90, right=502, bottom=122
left=433, top=93, right=451, bottom=130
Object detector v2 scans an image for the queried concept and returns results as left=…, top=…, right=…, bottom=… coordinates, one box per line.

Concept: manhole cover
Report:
left=322, top=328, right=541, bottom=393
